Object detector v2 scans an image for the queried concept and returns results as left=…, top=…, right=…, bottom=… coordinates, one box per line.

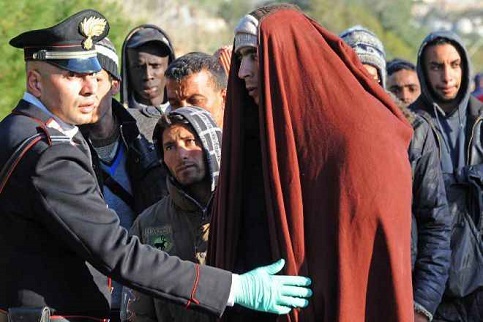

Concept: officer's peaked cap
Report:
left=9, top=9, right=110, bottom=74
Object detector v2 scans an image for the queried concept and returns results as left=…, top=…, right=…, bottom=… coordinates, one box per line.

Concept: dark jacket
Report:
left=0, top=100, right=231, bottom=318
left=408, top=114, right=452, bottom=316
left=410, top=30, right=483, bottom=299
left=82, top=99, right=168, bottom=214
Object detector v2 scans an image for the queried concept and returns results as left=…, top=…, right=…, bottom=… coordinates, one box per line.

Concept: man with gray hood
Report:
left=410, top=30, right=483, bottom=321
left=121, top=107, right=220, bottom=321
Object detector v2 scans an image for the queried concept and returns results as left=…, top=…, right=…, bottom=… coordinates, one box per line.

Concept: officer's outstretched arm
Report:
left=232, top=259, right=312, bottom=314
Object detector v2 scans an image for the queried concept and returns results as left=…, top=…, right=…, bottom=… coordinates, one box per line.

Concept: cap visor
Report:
left=49, top=57, right=102, bottom=74
left=127, top=33, right=169, bottom=49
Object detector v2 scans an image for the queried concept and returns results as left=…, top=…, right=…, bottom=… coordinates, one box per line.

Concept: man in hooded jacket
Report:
left=121, top=25, right=176, bottom=142
left=209, top=3, right=414, bottom=322
left=409, top=30, right=483, bottom=322
left=122, top=106, right=222, bottom=322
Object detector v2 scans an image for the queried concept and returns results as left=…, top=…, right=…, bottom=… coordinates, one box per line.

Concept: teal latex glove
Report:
left=233, top=259, right=312, bottom=314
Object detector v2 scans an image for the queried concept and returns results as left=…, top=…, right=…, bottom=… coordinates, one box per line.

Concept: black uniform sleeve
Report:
left=31, top=143, right=231, bottom=316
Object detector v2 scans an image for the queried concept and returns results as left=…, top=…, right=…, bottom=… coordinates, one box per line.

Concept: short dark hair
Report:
left=164, top=52, right=227, bottom=91
left=423, top=37, right=461, bottom=63
left=387, top=58, right=416, bottom=76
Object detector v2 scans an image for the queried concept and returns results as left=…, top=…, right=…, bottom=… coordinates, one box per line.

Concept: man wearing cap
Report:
left=121, top=25, right=176, bottom=143
left=209, top=4, right=414, bottom=322
left=339, top=25, right=387, bottom=87
left=165, top=52, right=227, bottom=128
left=80, top=37, right=169, bottom=321
left=0, top=9, right=313, bottom=322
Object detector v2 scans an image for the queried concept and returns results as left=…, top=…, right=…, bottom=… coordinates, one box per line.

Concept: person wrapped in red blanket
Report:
left=208, top=3, right=414, bottom=322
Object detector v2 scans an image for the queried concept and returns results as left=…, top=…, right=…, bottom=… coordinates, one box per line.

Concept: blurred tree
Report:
left=309, top=0, right=427, bottom=63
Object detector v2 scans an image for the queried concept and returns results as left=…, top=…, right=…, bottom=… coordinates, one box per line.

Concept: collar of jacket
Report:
left=167, top=177, right=212, bottom=215
left=412, top=95, right=483, bottom=128
left=111, top=99, right=140, bottom=145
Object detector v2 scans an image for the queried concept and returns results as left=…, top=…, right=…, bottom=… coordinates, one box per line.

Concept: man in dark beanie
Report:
left=209, top=3, right=414, bottom=321
left=340, top=25, right=387, bottom=87
left=80, top=37, right=169, bottom=321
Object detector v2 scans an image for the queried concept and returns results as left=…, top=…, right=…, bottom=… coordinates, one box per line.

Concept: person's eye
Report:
left=186, top=139, right=197, bottom=146
left=189, top=98, right=203, bottom=105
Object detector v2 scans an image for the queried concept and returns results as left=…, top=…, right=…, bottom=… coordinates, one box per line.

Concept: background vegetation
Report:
left=0, top=0, right=481, bottom=118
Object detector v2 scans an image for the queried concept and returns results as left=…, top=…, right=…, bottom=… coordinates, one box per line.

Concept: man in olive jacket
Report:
left=123, top=106, right=222, bottom=322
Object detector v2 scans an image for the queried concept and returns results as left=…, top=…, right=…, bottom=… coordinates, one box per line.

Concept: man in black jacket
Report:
left=0, top=9, right=312, bottom=322
left=410, top=30, right=483, bottom=322
left=80, top=37, right=169, bottom=321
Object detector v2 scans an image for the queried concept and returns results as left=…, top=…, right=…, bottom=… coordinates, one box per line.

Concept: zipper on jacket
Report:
left=466, top=116, right=482, bottom=165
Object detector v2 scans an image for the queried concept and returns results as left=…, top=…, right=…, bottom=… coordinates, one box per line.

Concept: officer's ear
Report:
left=26, top=64, right=43, bottom=97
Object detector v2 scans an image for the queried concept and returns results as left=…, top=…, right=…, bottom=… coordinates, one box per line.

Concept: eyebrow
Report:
left=239, top=47, right=257, bottom=57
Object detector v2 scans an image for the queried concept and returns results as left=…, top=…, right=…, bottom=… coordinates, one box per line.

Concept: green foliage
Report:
left=308, top=0, right=427, bottom=63
left=0, top=0, right=130, bottom=119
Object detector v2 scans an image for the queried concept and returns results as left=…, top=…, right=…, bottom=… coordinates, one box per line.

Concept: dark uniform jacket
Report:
left=82, top=99, right=168, bottom=214
left=0, top=100, right=231, bottom=319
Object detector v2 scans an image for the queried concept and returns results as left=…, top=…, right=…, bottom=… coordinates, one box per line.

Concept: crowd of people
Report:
left=0, top=3, right=482, bottom=322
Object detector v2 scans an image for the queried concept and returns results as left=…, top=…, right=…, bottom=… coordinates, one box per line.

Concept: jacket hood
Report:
left=156, top=106, right=222, bottom=193
left=121, top=24, right=176, bottom=108
left=416, top=30, right=472, bottom=114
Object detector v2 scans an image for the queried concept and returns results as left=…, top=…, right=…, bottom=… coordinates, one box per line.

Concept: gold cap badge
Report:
left=79, top=16, right=107, bottom=50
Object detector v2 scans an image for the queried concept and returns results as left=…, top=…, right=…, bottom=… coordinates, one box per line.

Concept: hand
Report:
left=233, top=259, right=312, bottom=314
left=414, top=311, right=429, bottom=322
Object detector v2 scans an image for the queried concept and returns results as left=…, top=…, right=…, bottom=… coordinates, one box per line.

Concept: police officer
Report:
left=0, top=9, right=312, bottom=322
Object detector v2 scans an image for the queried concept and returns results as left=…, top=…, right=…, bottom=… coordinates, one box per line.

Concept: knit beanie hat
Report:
left=234, top=14, right=259, bottom=54
left=96, top=37, right=121, bottom=81
left=340, top=25, right=386, bottom=88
